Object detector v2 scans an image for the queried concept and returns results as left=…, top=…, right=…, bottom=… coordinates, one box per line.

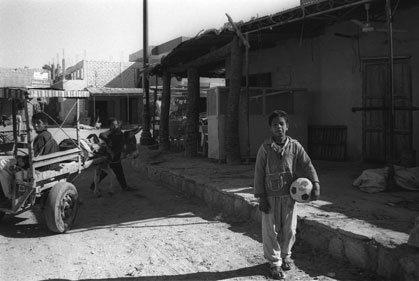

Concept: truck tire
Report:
left=0, top=211, right=4, bottom=221
left=44, top=182, right=79, bottom=233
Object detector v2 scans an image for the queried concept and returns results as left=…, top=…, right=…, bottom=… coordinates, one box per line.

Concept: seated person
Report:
left=0, top=112, right=59, bottom=203
left=31, top=112, right=60, bottom=171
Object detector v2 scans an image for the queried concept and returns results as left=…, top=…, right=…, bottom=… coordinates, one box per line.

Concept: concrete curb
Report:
left=133, top=160, right=419, bottom=281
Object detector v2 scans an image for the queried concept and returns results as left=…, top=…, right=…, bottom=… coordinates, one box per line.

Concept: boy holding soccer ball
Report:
left=254, top=110, right=320, bottom=280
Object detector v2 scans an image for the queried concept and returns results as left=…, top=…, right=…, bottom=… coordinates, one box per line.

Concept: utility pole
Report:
left=140, top=0, right=154, bottom=145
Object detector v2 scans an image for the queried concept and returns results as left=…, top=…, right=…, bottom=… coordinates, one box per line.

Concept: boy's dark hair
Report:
left=268, top=110, right=289, bottom=126
left=32, top=112, right=49, bottom=125
left=108, top=117, right=121, bottom=127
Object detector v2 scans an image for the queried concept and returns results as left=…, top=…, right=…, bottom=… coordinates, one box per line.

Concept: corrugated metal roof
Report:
left=28, top=89, right=89, bottom=98
left=0, top=88, right=90, bottom=99
left=154, top=0, right=419, bottom=78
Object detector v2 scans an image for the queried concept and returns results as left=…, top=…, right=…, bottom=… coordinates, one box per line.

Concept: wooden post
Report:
left=225, top=36, right=243, bottom=164
left=153, top=77, right=157, bottom=137
left=244, top=33, right=250, bottom=163
left=93, top=95, right=96, bottom=125
left=184, top=67, right=200, bottom=157
left=76, top=99, right=82, bottom=172
left=11, top=99, right=18, bottom=158
left=23, top=95, right=34, bottom=191
left=76, top=99, right=80, bottom=144
left=160, top=67, right=171, bottom=151
left=127, top=94, right=130, bottom=123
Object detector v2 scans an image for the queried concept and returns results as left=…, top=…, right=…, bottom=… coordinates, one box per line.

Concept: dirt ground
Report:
left=0, top=160, right=379, bottom=281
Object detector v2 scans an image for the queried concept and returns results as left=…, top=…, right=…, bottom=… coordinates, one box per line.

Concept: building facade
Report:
left=52, top=60, right=143, bottom=127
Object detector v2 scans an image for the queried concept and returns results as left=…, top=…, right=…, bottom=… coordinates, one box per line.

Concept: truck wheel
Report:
left=44, top=182, right=79, bottom=233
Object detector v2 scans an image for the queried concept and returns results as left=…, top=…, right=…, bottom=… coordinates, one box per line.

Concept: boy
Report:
left=0, top=112, right=59, bottom=204
left=253, top=110, right=320, bottom=280
left=31, top=112, right=60, bottom=170
left=89, top=118, right=132, bottom=191
left=32, top=112, right=59, bottom=156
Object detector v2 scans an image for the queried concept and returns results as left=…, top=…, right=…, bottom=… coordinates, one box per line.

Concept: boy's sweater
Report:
left=254, top=136, right=319, bottom=198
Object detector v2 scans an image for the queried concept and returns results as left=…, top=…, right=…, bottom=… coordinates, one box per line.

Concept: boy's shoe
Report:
left=270, top=265, right=286, bottom=280
left=281, top=257, right=293, bottom=271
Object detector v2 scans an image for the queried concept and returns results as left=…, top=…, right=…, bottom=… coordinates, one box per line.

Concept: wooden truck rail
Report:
left=0, top=87, right=101, bottom=233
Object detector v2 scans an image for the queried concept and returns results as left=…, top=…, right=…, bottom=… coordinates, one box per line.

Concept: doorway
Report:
left=89, top=100, right=108, bottom=128
left=120, top=97, right=140, bottom=125
left=362, top=58, right=412, bottom=163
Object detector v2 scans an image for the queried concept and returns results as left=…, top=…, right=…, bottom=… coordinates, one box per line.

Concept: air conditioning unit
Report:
left=206, top=87, right=228, bottom=160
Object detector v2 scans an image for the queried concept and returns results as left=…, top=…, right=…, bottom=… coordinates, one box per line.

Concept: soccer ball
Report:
left=290, top=178, right=313, bottom=203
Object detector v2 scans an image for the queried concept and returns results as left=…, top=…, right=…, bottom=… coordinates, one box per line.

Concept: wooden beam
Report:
left=166, top=42, right=232, bottom=74
left=159, top=68, right=171, bottom=151
left=184, top=67, right=200, bottom=157
left=225, top=36, right=243, bottom=164
left=226, top=13, right=250, bottom=49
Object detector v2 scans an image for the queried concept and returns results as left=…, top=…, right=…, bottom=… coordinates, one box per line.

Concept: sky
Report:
left=0, top=0, right=299, bottom=69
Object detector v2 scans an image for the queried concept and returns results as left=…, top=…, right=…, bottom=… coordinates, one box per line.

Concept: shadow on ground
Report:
left=40, top=264, right=268, bottom=280
left=0, top=164, right=221, bottom=238
left=0, top=158, right=384, bottom=281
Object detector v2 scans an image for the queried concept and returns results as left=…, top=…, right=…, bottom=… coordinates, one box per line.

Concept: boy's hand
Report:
left=311, top=182, right=320, bottom=201
left=258, top=196, right=270, bottom=214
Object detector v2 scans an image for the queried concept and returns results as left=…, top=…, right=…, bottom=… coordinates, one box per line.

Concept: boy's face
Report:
left=270, top=116, right=288, bottom=140
left=110, top=120, right=120, bottom=131
left=33, top=119, right=47, bottom=133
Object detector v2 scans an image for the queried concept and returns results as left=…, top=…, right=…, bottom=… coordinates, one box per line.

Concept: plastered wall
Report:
left=244, top=9, right=418, bottom=163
